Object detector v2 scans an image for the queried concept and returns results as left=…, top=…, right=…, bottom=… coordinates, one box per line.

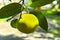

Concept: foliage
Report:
left=29, top=10, right=48, bottom=32
left=0, top=3, right=22, bottom=22
left=28, top=0, right=54, bottom=8
left=0, top=0, right=60, bottom=34
left=11, top=19, right=18, bottom=28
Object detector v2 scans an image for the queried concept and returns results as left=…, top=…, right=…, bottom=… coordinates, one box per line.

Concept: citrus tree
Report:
left=0, top=0, right=60, bottom=34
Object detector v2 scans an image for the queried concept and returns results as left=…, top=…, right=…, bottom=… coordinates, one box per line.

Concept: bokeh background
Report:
left=0, top=0, right=60, bottom=40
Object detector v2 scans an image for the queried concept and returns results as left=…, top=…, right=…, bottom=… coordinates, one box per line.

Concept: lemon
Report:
left=17, top=13, right=39, bottom=34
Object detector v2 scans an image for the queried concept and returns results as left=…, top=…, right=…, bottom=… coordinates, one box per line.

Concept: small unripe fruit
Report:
left=11, top=19, right=18, bottom=28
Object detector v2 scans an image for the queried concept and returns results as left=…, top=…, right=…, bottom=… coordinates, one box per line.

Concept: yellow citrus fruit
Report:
left=17, top=13, right=39, bottom=34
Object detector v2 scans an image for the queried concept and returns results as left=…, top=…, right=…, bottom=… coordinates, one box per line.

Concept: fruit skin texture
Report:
left=17, top=14, right=39, bottom=34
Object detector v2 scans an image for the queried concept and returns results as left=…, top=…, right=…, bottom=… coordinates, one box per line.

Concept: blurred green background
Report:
left=0, top=0, right=60, bottom=40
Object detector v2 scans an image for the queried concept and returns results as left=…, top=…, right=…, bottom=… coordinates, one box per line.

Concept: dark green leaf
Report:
left=28, top=0, right=54, bottom=8
left=29, top=10, right=48, bottom=32
left=10, top=19, right=18, bottom=28
left=0, top=3, right=22, bottom=22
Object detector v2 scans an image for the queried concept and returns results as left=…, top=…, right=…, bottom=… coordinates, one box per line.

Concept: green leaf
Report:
left=28, top=0, right=54, bottom=8
left=29, top=10, right=48, bottom=32
left=56, top=18, right=60, bottom=22
left=59, top=4, right=60, bottom=9
left=10, top=19, right=18, bottom=28
left=43, top=10, right=57, bottom=16
left=0, top=3, right=22, bottom=22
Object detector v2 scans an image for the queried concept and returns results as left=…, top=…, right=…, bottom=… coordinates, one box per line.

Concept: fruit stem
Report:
left=23, top=0, right=24, bottom=4
left=19, top=0, right=24, bottom=20
left=24, top=4, right=29, bottom=13
left=18, top=0, right=22, bottom=3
